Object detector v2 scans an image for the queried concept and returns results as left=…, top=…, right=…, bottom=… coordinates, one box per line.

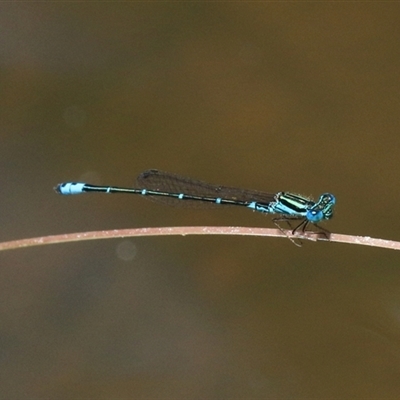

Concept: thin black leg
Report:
left=272, top=217, right=305, bottom=247
left=272, top=216, right=331, bottom=244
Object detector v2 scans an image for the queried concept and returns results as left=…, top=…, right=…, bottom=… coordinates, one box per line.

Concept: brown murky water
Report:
left=1, top=4, right=400, bottom=398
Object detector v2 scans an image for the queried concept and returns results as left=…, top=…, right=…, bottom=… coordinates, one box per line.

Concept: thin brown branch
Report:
left=0, top=227, right=399, bottom=252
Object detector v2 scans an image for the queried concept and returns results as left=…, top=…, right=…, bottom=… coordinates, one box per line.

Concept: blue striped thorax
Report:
left=265, top=192, right=336, bottom=223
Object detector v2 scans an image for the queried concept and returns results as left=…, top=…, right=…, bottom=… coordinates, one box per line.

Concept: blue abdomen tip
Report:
left=56, top=182, right=85, bottom=195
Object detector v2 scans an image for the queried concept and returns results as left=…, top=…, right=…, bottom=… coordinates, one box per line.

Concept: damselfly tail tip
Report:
left=54, top=183, right=63, bottom=194
left=54, top=182, right=86, bottom=195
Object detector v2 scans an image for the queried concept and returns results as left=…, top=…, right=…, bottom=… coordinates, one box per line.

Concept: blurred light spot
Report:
left=63, top=105, right=87, bottom=128
left=116, top=240, right=137, bottom=261
left=78, top=170, right=101, bottom=185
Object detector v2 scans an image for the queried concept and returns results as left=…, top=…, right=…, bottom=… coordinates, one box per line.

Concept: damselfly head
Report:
left=318, top=193, right=336, bottom=219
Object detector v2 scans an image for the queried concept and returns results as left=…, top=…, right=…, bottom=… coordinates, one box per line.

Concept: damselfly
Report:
left=55, top=169, right=336, bottom=244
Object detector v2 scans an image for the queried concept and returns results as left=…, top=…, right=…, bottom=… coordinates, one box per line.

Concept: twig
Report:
left=0, top=226, right=398, bottom=252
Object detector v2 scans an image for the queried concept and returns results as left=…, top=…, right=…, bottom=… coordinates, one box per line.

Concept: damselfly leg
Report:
left=273, top=216, right=331, bottom=246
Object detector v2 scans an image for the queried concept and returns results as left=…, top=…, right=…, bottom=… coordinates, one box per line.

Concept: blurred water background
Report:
left=1, top=3, right=400, bottom=399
